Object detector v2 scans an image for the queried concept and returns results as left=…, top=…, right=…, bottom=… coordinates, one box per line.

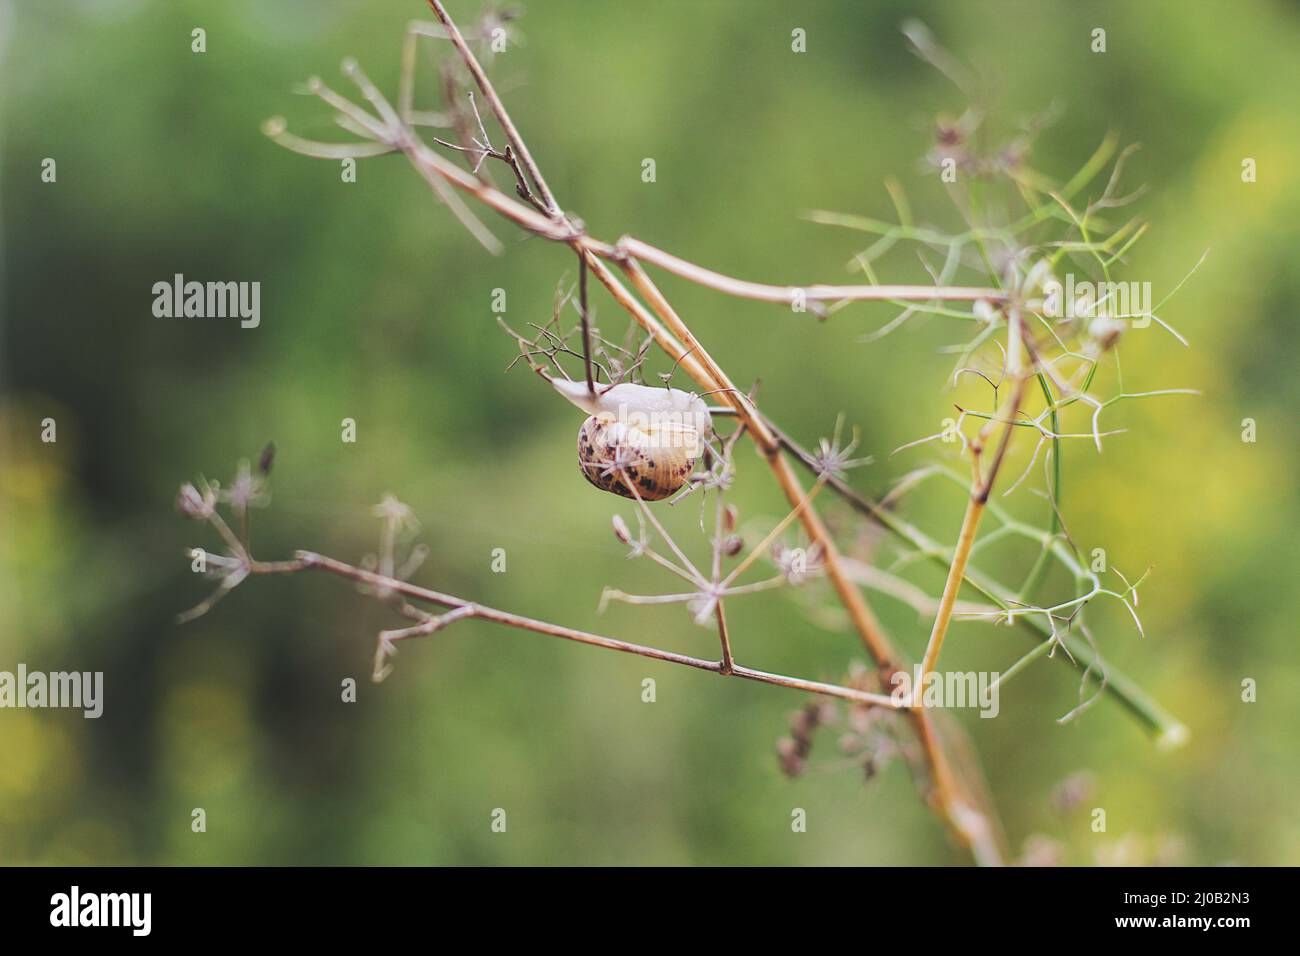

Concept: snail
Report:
left=551, top=378, right=713, bottom=501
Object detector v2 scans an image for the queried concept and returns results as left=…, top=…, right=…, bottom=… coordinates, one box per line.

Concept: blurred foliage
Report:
left=1, top=0, right=1298, bottom=865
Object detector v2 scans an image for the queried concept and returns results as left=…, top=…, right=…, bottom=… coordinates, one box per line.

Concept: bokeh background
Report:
left=2, top=0, right=1298, bottom=865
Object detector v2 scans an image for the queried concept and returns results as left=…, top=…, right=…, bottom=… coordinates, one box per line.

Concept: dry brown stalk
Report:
left=275, top=551, right=901, bottom=709
left=917, top=312, right=1028, bottom=688
left=179, top=485, right=906, bottom=710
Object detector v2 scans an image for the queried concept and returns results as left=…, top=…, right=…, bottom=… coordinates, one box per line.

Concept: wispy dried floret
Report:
left=219, top=459, right=270, bottom=513
left=811, top=415, right=873, bottom=481
left=771, top=540, right=825, bottom=586
left=176, top=480, right=216, bottom=520
left=371, top=493, right=419, bottom=531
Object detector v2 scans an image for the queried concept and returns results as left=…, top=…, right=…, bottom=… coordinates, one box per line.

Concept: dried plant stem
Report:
left=611, top=259, right=999, bottom=857
left=912, top=714, right=1002, bottom=867
left=759, top=411, right=1185, bottom=738
left=610, top=255, right=998, bottom=852
left=276, top=551, right=896, bottom=708
left=715, top=604, right=735, bottom=675
left=616, top=236, right=1005, bottom=307
left=918, top=316, right=1029, bottom=689
left=579, top=252, right=712, bottom=385
left=397, top=4, right=1004, bottom=310
left=711, top=497, right=736, bottom=674
left=917, top=491, right=985, bottom=682
left=763, top=413, right=1184, bottom=742
left=395, top=116, right=1003, bottom=310
left=615, top=258, right=902, bottom=665
left=425, top=0, right=561, bottom=216
left=278, top=9, right=1009, bottom=307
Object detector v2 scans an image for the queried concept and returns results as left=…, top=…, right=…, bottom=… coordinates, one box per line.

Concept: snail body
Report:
left=552, top=379, right=712, bottom=501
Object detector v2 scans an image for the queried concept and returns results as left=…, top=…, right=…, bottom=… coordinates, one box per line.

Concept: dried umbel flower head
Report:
left=776, top=700, right=837, bottom=778
left=771, top=540, right=825, bottom=586
left=611, top=514, right=632, bottom=544
left=811, top=425, right=872, bottom=481
left=935, top=117, right=965, bottom=148
left=1087, top=314, right=1125, bottom=353
left=176, top=481, right=215, bottom=520
left=257, top=441, right=276, bottom=477
left=776, top=737, right=804, bottom=778
left=722, top=503, right=738, bottom=533
left=371, top=493, right=419, bottom=531
left=219, top=459, right=270, bottom=512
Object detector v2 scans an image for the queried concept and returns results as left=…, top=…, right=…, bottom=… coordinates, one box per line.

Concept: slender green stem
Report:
left=1018, top=373, right=1061, bottom=599
left=769, top=416, right=1188, bottom=746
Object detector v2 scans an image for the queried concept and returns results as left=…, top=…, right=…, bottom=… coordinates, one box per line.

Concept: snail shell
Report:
left=577, top=414, right=701, bottom=500
left=552, top=380, right=713, bottom=502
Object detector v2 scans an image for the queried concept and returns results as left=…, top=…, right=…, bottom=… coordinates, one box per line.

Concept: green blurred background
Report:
left=1, top=0, right=1297, bottom=865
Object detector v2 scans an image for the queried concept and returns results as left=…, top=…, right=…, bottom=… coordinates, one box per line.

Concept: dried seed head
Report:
left=1087, top=314, right=1124, bottom=352
left=776, top=737, right=804, bottom=778
left=772, top=540, right=825, bottom=585
left=371, top=493, right=418, bottom=531
left=611, top=514, right=632, bottom=544
left=220, top=460, right=270, bottom=512
left=723, top=503, right=738, bottom=533
left=935, top=118, right=964, bottom=147
left=176, top=482, right=214, bottom=520
left=722, top=534, right=743, bottom=557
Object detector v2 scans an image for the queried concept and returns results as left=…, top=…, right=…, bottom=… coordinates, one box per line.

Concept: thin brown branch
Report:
left=271, top=550, right=897, bottom=709
left=918, top=313, right=1029, bottom=686
left=578, top=253, right=595, bottom=394
left=616, top=236, right=1007, bottom=305
left=425, top=0, right=562, bottom=216
left=613, top=257, right=902, bottom=670
left=715, top=603, right=735, bottom=675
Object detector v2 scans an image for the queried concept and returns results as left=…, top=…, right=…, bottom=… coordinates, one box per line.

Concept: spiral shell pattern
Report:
left=577, top=414, right=701, bottom=501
